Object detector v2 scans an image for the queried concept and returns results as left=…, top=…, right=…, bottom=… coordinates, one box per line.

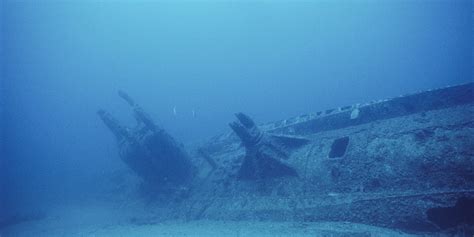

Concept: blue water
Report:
left=1, top=0, right=472, bottom=235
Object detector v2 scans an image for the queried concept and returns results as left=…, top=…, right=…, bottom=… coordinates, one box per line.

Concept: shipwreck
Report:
left=98, top=83, right=474, bottom=235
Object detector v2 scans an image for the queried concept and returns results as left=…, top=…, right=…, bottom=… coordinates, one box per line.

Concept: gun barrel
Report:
left=118, top=90, right=136, bottom=107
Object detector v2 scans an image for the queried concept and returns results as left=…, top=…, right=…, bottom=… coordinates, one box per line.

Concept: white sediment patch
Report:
left=350, top=108, right=360, bottom=119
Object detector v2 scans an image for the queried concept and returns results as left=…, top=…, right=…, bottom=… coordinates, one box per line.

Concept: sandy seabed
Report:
left=1, top=204, right=418, bottom=237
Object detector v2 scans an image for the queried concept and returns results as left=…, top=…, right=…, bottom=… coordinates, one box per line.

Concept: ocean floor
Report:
left=1, top=204, right=420, bottom=237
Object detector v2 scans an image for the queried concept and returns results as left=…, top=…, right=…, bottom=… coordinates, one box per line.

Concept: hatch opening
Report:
left=329, top=137, right=349, bottom=158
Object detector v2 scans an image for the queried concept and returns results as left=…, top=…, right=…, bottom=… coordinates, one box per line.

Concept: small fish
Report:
left=192, top=108, right=196, bottom=118
left=173, top=106, right=177, bottom=116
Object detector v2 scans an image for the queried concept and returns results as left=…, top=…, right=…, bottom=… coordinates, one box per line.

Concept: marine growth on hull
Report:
left=229, top=112, right=309, bottom=179
left=98, top=83, right=474, bottom=235
left=98, top=91, right=193, bottom=190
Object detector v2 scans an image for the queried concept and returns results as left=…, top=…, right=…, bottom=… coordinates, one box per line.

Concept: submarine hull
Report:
left=169, top=83, right=474, bottom=233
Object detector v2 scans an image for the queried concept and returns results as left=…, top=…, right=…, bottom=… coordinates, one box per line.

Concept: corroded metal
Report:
left=100, top=83, right=474, bottom=234
left=98, top=91, right=193, bottom=188
left=181, top=83, right=474, bottom=234
left=229, top=112, right=309, bottom=179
